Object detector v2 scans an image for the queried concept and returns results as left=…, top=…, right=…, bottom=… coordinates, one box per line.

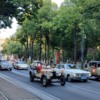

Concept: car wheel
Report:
left=96, top=77, right=100, bottom=81
left=0, top=65, right=2, bottom=70
left=8, top=68, right=12, bottom=71
left=42, top=77, right=48, bottom=87
left=29, top=73, right=34, bottom=82
left=60, top=75, right=66, bottom=86
left=83, top=79, right=88, bottom=82
left=67, top=75, right=72, bottom=82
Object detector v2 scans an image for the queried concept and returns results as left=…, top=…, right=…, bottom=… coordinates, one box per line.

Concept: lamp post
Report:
left=81, top=14, right=85, bottom=69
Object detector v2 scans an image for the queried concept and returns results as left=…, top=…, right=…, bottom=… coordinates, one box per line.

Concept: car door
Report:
left=97, top=63, right=100, bottom=75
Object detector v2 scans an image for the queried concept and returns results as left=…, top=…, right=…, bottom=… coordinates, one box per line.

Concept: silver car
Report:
left=0, top=60, right=12, bottom=71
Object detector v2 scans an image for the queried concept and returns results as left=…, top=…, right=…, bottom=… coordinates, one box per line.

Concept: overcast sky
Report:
left=0, top=0, right=64, bottom=39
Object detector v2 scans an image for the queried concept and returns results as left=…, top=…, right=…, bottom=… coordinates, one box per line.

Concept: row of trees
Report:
left=1, top=0, right=100, bottom=64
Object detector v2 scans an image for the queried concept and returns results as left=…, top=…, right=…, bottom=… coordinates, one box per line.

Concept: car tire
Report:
left=42, top=77, right=48, bottom=87
left=96, top=77, right=100, bottom=81
left=0, top=65, right=2, bottom=70
left=8, top=68, right=12, bottom=71
left=29, top=73, right=34, bottom=82
left=60, top=75, right=66, bottom=86
left=67, top=75, right=72, bottom=82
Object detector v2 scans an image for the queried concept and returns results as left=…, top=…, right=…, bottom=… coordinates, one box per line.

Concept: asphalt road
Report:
left=0, top=69, right=100, bottom=100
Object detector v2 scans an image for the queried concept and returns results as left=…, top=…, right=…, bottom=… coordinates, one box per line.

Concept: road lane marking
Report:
left=12, top=70, right=28, bottom=77
left=12, top=70, right=100, bottom=95
left=65, top=83, right=100, bottom=95
left=0, top=91, right=9, bottom=100
left=0, top=73, right=61, bottom=100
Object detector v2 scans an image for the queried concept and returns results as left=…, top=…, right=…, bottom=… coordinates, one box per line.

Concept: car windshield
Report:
left=17, top=61, right=25, bottom=64
left=66, top=64, right=77, bottom=69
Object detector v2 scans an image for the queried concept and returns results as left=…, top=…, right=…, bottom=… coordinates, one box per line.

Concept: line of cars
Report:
left=0, top=59, right=29, bottom=71
left=29, top=60, right=98, bottom=87
left=1, top=58, right=99, bottom=87
left=29, top=60, right=100, bottom=87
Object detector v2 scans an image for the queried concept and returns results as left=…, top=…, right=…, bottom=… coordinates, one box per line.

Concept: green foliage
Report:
left=2, top=39, right=22, bottom=55
left=0, top=0, right=17, bottom=28
left=2, top=0, right=100, bottom=62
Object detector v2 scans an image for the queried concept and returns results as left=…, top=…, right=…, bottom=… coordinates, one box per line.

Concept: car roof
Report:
left=89, top=61, right=100, bottom=64
left=58, top=63, right=75, bottom=66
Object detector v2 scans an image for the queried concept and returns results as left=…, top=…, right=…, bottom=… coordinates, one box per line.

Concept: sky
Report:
left=0, top=18, right=18, bottom=39
left=0, top=0, right=64, bottom=39
left=51, top=0, right=64, bottom=7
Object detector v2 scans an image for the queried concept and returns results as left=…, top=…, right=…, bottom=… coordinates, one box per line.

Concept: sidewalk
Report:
left=0, top=77, right=41, bottom=100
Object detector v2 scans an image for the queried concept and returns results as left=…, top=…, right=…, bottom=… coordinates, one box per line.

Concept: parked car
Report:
left=54, top=63, right=91, bottom=82
left=13, top=60, right=29, bottom=69
left=85, top=61, right=100, bottom=80
left=0, top=60, right=12, bottom=71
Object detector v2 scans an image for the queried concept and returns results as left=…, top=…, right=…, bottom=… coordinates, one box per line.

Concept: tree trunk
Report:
left=74, top=24, right=77, bottom=64
left=62, top=48, right=64, bottom=63
left=25, top=36, right=28, bottom=62
left=39, top=32, right=42, bottom=61
left=44, top=40, right=46, bottom=63
left=31, top=39, right=34, bottom=62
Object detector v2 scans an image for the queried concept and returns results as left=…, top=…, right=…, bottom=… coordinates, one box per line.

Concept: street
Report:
left=0, top=69, right=100, bottom=100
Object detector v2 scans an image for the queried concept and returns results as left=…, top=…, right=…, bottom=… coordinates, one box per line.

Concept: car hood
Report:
left=67, top=69, right=90, bottom=74
left=17, top=64, right=28, bottom=68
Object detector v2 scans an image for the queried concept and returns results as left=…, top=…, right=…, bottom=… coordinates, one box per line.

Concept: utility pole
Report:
left=81, top=14, right=85, bottom=69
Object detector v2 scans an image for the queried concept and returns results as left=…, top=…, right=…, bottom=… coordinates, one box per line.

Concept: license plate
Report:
left=81, top=77, right=86, bottom=80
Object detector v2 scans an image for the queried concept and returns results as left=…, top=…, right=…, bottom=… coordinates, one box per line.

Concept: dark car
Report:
left=0, top=60, right=12, bottom=70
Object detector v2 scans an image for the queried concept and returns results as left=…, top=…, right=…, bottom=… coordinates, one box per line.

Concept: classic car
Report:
left=85, top=61, right=100, bottom=80
left=29, top=64, right=66, bottom=87
left=54, top=63, right=91, bottom=82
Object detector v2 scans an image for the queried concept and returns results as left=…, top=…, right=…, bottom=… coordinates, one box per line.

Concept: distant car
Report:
left=0, top=60, right=12, bottom=71
left=54, top=63, right=91, bottom=82
left=85, top=61, right=100, bottom=80
left=13, top=60, right=29, bottom=69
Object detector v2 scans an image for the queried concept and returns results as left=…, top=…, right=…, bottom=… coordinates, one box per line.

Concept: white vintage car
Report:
left=54, top=63, right=91, bottom=82
left=13, top=60, right=29, bottom=70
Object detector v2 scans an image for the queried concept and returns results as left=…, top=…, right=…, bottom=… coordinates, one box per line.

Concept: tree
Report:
left=0, top=0, right=17, bottom=28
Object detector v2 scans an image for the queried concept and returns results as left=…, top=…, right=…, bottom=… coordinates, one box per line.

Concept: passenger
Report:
left=37, top=63, right=42, bottom=73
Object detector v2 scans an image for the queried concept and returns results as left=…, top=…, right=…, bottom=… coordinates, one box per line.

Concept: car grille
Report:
left=80, top=73, right=87, bottom=77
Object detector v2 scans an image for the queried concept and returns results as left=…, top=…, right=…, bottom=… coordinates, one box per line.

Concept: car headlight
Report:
left=73, top=73, right=80, bottom=77
left=73, top=73, right=79, bottom=77
left=89, top=73, right=91, bottom=77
